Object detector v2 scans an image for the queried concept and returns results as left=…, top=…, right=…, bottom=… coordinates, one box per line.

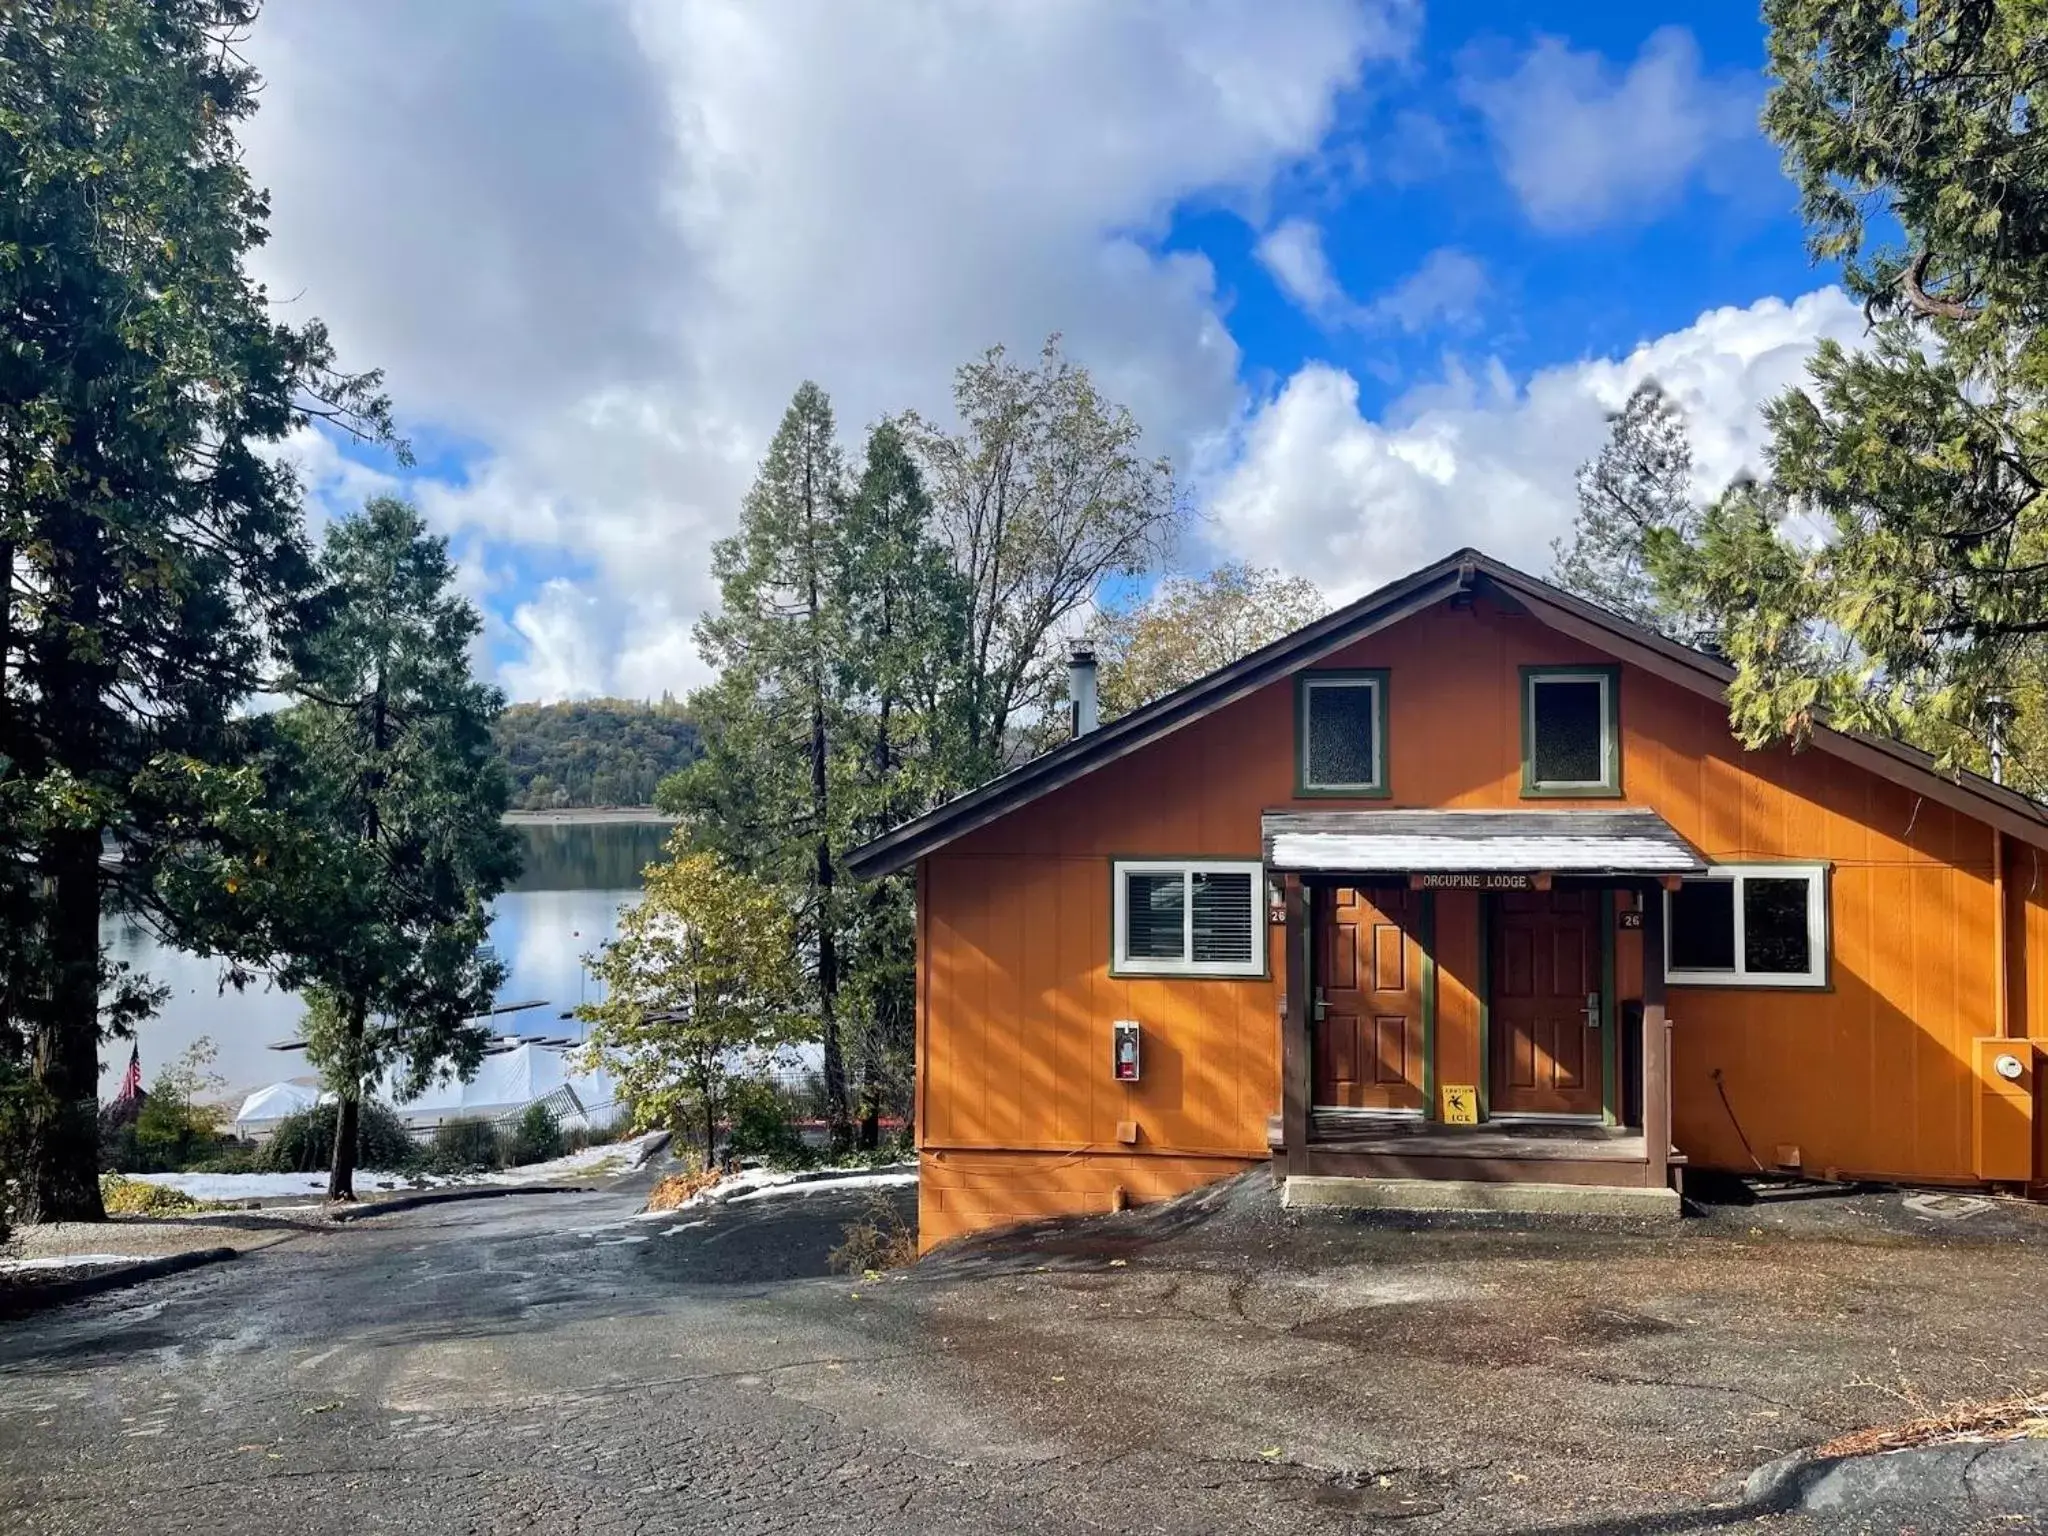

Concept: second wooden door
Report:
left=1489, top=889, right=1603, bottom=1117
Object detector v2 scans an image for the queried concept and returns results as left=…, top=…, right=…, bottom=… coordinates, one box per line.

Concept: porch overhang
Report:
left=1260, top=807, right=1709, bottom=880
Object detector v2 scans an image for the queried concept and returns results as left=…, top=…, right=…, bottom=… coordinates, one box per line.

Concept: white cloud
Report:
left=1257, top=217, right=1351, bottom=318
left=1368, top=247, right=1487, bottom=333
left=1206, top=288, right=1864, bottom=601
left=1460, top=27, right=1760, bottom=232
left=1258, top=221, right=1485, bottom=333
left=240, top=0, right=1418, bottom=698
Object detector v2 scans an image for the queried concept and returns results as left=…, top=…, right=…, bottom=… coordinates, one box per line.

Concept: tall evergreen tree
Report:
left=673, top=384, right=857, bottom=1147
left=834, top=422, right=969, bottom=1145
left=267, top=499, right=519, bottom=1200
left=1, top=0, right=395, bottom=1219
left=1654, top=1, right=2048, bottom=764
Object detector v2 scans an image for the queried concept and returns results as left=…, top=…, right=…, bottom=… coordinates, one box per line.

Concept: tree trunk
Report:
left=326, top=995, right=368, bottom=1201
left=704, top=1095, right=719, bottom=1174
left=23, top=495, right=111, bottom=1225
left=818, top=820, right=849, bottom=1154
left=327, top=1092, right=360, bottom=1202
left=805, top=458, right=850, bottom=1151
left=858, top=1029, right=881, bottom=1151
left=20, top=829, right=108, bottom=1223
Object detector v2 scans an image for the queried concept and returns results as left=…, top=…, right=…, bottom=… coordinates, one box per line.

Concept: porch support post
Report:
left=1641, top=880, right=1672, bottom=1191
left=1281, top=875, right=1312, bottom=1176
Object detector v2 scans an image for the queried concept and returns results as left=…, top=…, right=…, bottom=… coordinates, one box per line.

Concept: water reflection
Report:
left=99, top=818, right=676, bottom=1099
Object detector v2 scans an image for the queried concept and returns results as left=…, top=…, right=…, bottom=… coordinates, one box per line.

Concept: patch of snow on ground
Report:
left=727, top=1170, right=918, bottom=1204
left=120, top=1131, right=667, bottom=1204
left=639, top=1163, right=917, bottom=1217
left=1, top=1253, right=158, bottom=1272
left=127, top=1171, right=417, bottom=1201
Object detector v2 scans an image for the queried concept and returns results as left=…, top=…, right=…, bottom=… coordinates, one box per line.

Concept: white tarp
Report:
left=232, top=1079, right=328, bottom=1128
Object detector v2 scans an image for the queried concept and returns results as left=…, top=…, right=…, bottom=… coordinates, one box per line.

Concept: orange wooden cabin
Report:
left=845, top=550, right=2048, bottom=1249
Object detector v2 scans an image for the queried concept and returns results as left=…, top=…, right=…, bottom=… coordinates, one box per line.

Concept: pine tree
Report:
left=267, top=499, right=520, bottom=1200
left=834, top=423, right=970, bottom=1146
left=1, top=0, right=395, bottom=1220
left=1551, top=382, right=1710, bottom=645
left=674, top=384, right=857, bottom=1148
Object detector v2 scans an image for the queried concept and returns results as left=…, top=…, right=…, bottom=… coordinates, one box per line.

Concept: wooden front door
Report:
left=1490, top=889, right=1603, bottom=1117
left=1314, top=886, right=1425, bottom=1113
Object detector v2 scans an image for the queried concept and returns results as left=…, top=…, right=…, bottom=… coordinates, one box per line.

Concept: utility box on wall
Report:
left=1972, top=1037, right=2037, bottom=1182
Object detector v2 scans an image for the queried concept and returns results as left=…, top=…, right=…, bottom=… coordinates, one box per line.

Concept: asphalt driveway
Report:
left=1, top=1170, right=2044, bottom=1534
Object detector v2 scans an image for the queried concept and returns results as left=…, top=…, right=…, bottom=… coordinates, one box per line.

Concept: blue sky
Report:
left=241, top=2, right=1861, bottom=702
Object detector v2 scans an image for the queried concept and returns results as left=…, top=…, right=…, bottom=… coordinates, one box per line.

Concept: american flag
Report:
left=115, top=1043, right=142, bottom=1104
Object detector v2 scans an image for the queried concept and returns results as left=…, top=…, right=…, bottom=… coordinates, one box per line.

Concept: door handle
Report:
left=1313, top=987, right=1328, bottom=1022
left=1585, top=992, right=1601, bottom=1029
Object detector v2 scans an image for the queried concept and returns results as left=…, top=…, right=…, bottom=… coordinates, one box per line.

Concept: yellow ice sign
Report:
left=1440, top=1084, right=1479, bottom=1125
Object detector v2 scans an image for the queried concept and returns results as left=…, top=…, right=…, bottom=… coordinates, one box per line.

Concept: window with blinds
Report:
left=1112, top=860, right=1266, bottom=977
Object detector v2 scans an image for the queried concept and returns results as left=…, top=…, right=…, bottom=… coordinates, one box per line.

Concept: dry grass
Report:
left=645, top=1167, right=722, bottom=1213
left=1817, top=1394, right=2048, bottom=1458
left=99, top=1176, right=219, bottom=1217
left=828, top=1191, right=919, bottom=1275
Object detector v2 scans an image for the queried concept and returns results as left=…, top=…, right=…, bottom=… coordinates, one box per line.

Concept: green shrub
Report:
left=262, top=1099, right=421, bottom=1173
left=429, top=1117, right=504, bottom=1172
left=506, top=1102, right=564, bottom=1166
left=725, top=1078, right=812, bottom=1170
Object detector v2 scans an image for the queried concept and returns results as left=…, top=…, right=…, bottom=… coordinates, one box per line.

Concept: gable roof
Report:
left=843, top=548, right=2048, bottom=878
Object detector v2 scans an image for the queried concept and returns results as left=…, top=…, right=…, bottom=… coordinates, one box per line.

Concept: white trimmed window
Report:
left=1665, top=864, right=1829, bottom=988
left=1112, top=860, right=1266, bottom=978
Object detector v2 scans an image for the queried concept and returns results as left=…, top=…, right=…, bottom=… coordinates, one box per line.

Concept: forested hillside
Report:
left=493, top=698, right=700, bottom=808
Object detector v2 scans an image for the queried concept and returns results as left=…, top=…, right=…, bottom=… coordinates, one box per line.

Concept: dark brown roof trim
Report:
left=844, top=548, right=2048, bottom=878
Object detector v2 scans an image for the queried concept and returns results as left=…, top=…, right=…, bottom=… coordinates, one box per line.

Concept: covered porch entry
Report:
left=1263, top=809, right=1706, bottom=1205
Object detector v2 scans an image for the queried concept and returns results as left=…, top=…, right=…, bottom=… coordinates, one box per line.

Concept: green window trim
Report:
left=1519, top=663, right=1622, bottom=798
left=1294, top=668, right=1391, bottom=798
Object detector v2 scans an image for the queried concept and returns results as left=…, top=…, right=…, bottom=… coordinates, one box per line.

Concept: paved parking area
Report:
left=1, top=1171, right=2043, bottom=1534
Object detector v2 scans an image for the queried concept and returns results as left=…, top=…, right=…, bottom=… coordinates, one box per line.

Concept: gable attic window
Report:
left=1665, top=864, right=1829, bottom=988
left=1521, top=665, right=1620, bottom=796
left=1112, top=860, right=1266, bottom=978
left=1295, top=670, right=1389, bottom=796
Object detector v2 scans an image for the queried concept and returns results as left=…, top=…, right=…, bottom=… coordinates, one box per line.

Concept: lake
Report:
left=98, top=818, right=676, bottom=1101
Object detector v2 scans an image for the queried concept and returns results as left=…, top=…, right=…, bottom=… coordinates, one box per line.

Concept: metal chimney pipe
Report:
left=1068, top=648, right=1099, bottom=738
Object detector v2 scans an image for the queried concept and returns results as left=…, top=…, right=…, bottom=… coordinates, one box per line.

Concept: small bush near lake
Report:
left=429, top=1117, right=504, bottom=1173
left=828, top=1190, right=918, bottom=1275
left=725, top=1078, right=812, bottom=1170
left=263, top=1100, right=422, bottom=1174
left=506, top=1102, right=564, bottom=1166
left=100, top=1175, right=215, bottom=1217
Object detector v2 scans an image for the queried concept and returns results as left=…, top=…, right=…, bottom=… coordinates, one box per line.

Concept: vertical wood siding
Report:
left=919, top=596, right=2022, bottom=1245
